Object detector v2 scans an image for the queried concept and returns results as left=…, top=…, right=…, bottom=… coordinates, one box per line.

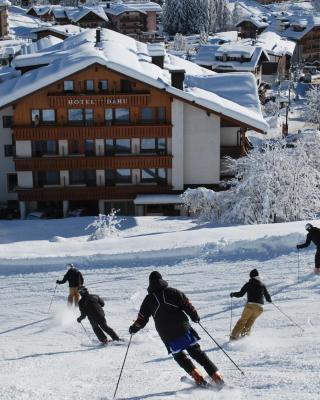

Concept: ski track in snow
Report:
left=0, top=217, right=320, bottom=399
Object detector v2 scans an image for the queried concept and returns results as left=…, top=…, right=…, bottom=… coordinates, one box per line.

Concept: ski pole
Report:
left=297, top=249, right=300, bottom=283
left=272, top=303, right=304, bottom=333
left=198, top=322, right=245, bottom=376
left=113, top=333, right=133, bottom=399
left=229, top=297, right=233, bottom=336
left=80, top=321, right=93, bottom=343
left=48, top=284, right=57, bottom=313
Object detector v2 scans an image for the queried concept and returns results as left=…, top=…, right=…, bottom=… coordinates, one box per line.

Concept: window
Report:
left=69, top=170, right=96, bottom=186
left=106, top=169, right=131, bottom=185
left=141, top=168, right=166, bottom=184
left=157, top=107, right=165, bottom=123
left=121, top=79, right=132, bottom=92
left=64, top=80, right=74, bottom=92
left=34, top=171, right=60, bottom=187
left=86, top=80, right=94, bottom=92
left=140, top=107, right=153, bottom=123
left=31, top=109, right=55, bottom=125
left=42, top=109, right=55, bottom=123
left=140, top=138, right=166, bottom=155
left=84, top=109, right=94, bottom=125
left=115, top=108, right=130, bottom=122
left=85, top=139, right=95, bottom=156
left=98, top=80, right=108, bottom=92
left=68, top=109, right=83, bottom=123
left=7, top=173, right=17, bottom=193
left=32, top=141, right=58, bottom=156
left=2, top=116, right=13, bottom=128
left=105, top=139, right=131, bottom=155
left=69, top=140, right=80, bottom=155
left=105, top=108, right=113, bottom=125
left=4, top=145, right=14, bottom=157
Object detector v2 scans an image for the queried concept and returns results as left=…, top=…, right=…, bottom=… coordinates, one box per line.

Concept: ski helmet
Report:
left=305, top=223, right=313, bottom=231
left=67, top=263, right=75, bottom=269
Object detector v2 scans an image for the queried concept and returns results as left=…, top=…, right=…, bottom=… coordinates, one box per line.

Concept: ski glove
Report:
left=77, top=317, right=83, bottom=323
left=230, top=292, right=235, bottom=298
left=296, top=244, right=302, bottom=249
left=56, top=280, right=61, bottom=284
left=129, top=324, right=140, bottom=334
left=191, top=315, right=200, bottom=323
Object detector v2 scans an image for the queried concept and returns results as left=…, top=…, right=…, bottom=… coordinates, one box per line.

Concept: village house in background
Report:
left=0, top=0, right=10, bottom=40
left=0, top=28, right=267, bottom=218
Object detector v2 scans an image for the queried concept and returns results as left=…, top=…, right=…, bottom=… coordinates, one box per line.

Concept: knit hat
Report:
left=147, top=271, right=168, bottom=293
left=305, top=223, right=313, bottom=231
left=250, top=269, right=259, bottom=278
left=78, top=286, right=88, bottom=296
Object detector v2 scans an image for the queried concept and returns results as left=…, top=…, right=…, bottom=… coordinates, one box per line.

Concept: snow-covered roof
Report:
left=20, top=36, right=63, bottom=56
left=266, top=13, right=320, bottom=41
left=31, top=24, right=85, bottom=37
left=237, top=15, right=269, bottom=29
left=66, top=6, right=108, bottom=23
left=105, top=3, right=146, bottom=16
left=0, top=28, right=268, bottom=132
left=105, top=2, right=161, bottom=16
left=194, top=44, right=269, bottom=72
left=51, top=8, right=67, bottom=19
left=134, top=194, right=182, bottom=205
left=0, top=0, right=11, bottom=6
left=256, top=31, right=296, bottom=57
left=27, top=6, right=52, bottom=16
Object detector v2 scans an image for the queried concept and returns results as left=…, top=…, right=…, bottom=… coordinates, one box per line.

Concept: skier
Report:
left=77, top=286, right=120, bottom=344
left=296, top=223, right=320, bottom=274
left=56, top=263, right=84, bottom=306
left=229, top=269, right=272, bottom=340
left=128, top=271, right=224, bottom=387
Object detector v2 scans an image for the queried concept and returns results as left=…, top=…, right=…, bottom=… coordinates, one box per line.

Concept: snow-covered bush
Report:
left=85, top=210, right=122, bottom=241
left=182, top=135, right=320, bottom=225
left=172, top=33, right=188, bottom=51
left=304, top=85, right=320, bottom=127
left=263, top=100, right=280, bottom=117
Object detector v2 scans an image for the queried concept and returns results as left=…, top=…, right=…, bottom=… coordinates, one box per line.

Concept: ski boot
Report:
left=211, top=371, right=224, bottom=388
left=190, top=368, right=207, bottom=386
left=100, top=338, right=108, bottom=346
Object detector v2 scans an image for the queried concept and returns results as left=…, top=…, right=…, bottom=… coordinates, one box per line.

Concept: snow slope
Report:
left=0, top=217, right=319, bottom=400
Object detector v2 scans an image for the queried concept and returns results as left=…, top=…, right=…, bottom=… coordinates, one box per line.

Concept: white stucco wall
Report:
left=220, top=127, right=240, bottom=146
left=60, top=170, right=69, bottom=186
left=96, top=170, right=105, bottom=186
left=16, top=140, right=32, bottom=157
left=95, top=139, right=104, bottom=156
left=171, top=99, right=184, bottom=190
left=0, top=107, right=17, bottom=203
left=183, top=104, right=220, bottom=185
left=17, top=171, right=33, bottom=188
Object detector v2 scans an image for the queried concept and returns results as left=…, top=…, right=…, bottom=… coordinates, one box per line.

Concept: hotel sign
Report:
left=67, top=97, right=128, bottom=106
left=49, top=94, right=150, bottom=108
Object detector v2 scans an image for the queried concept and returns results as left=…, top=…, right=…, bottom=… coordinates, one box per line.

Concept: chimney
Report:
left=148, top=42, right=165, bottom=69
left=169, top=68, right=185, bottom=90
left=95, top=28, right=101, bottom=46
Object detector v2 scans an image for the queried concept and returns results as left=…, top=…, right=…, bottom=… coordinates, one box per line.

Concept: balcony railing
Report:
left=16, top=184, right=172, bottom=201
left=14, top=155, right=172, bottom=171
left=13, top=124, right=172, bottom=140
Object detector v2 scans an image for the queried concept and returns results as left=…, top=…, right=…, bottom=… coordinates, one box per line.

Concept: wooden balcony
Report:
left=14, top=155, right=172, bottom=171
left=13, top=124, right=172, bottom=140
left=48, top=93, right=150, bottom=108
left=17, top=185, right=172, bottom=201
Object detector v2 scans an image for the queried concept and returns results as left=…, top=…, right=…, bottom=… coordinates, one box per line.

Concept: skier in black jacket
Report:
left=229, top=269, right=272, bottom=340
left=77, top=286, right=120, bottom=344
left=56, top=263, right=84, bottom=306
left=297, top=223, right=320, bottom=274
left=129, top=271, right=224, bottom=387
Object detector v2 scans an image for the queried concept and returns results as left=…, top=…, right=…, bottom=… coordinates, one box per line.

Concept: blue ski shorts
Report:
left=167, top=329, right=199, bottom=354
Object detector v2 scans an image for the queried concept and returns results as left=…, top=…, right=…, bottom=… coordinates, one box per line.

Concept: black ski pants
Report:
left=89, top=316, right=119, bottom=342
left=173, top=343, right=218, bottom=376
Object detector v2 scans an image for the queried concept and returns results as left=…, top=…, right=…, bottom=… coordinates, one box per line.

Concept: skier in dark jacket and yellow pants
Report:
left=129, top=271, right=224, bottom=387
left=230, top=269, right=272, bottom=340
